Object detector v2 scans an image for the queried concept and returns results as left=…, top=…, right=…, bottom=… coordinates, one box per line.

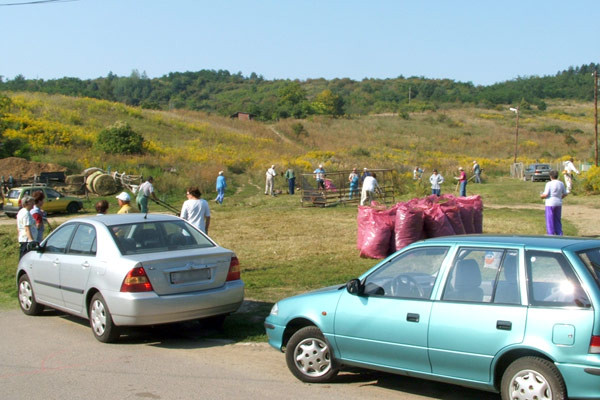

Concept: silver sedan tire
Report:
left=18, top=274, right=44, bottom=316
left=285, top=326, right=339, bottom=383
left=501, top=356, right=566, bottom=400
left=89, top=293, right=120, bottom=343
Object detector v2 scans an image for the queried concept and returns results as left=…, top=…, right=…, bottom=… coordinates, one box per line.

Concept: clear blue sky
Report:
left=1, top=0, right=598, bottom=86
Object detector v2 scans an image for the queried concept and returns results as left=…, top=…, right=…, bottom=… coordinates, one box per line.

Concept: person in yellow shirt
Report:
left=116, top=192, right=136, bottom=214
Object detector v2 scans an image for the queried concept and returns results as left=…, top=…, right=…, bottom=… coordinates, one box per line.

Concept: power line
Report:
left=0, top=0, right=78, bottom=6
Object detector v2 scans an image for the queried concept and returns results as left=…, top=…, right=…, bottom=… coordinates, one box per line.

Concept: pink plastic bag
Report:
left=395, top=203, right=425, bottom=250
left=440, top=202, right=466, bottom=235
left=423, top=203, right=456, bottom=238
left=357, top=206, right=396, bottom=259
left=455, top=195, right=483, bottom=234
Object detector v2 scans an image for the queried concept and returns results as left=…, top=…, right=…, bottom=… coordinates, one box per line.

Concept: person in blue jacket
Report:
left=215, top=171, right=227, bottom=204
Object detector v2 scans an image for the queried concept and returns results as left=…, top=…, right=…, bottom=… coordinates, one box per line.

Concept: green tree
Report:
left=312, top=89, right=344, bottom=116
left=96, top=121, right=144, bottom=154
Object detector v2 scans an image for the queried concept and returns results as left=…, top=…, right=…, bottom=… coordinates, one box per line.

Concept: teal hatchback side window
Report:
left=526, top=250, right=590, bottom=308
left=362, top=246, right=449, bottom=299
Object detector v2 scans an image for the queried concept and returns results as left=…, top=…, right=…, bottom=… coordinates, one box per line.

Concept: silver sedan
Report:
left=16, top=213, right=244, bottom=342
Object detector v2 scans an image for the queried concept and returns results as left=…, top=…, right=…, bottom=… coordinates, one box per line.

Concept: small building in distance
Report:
left=230, top=112, right=256, bottom=121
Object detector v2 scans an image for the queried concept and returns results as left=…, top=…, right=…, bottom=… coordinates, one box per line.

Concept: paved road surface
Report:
left=0, top=309, right=500, bottom=400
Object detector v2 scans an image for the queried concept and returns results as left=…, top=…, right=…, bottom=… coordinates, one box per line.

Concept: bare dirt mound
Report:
left=0, top=157, right=66, bottom=179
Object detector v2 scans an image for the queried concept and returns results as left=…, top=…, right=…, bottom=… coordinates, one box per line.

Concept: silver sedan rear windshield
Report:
left=110, top=220, right=215, bottom=255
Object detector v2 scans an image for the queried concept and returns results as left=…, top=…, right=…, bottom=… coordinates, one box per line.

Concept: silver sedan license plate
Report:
left=170, top=268, right=211, bottom=284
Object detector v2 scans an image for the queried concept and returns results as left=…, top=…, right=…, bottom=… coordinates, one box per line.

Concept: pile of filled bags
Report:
left=357, top=194, right=483, bottom=259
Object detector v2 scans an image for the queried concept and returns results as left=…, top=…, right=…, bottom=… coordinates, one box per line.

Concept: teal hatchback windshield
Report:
left=110, top=220, right=215, bottom=255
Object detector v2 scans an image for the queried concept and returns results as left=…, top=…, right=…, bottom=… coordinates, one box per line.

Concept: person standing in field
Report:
left=181, top=186, right=211, bottom=234
left=215, top=171, right=227, bottom=204
left=116, top=192, right=136, bottom=214
left=455, top=167, right=467, bottom=197
left=472, top=160, right=481, bottom=183
left=265, top=165, right=276, bottom=196
left=413, top=166, right=423, bottom=180
left=360, top=172, right=381, bottom=206
left=17, top=195, right=37, bottom=259
left=30, top=190, right=46, bottom=243
left=136, top=176, right=158, bottom=213
left=284, top=167, right=296, bottom=195
left=541, top=170, right=567, bottom=236
left=563, top=157, right=579, bottom=194
left=313, top=164, right=326, bottom=190
left=95, top=200, right=109, bottom=215
left=348, top=168, right=359, bottom=199
left=429, top=169, right=444, bottom=196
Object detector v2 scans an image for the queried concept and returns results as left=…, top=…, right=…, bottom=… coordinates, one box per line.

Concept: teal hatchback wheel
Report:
left=501, top=356, right=566, bottom=400
left=286, top=326, right=339, bottom=383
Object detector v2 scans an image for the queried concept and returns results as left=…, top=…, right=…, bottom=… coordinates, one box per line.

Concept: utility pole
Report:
left=408, top=87, right=412, bottom=104
left=510, top=106, right=520, bottom=164
left=595, top=70, right=598, bottom=166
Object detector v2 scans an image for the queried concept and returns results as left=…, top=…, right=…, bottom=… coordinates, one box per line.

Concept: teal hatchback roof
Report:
left=420, top=235, right=600, bottom=252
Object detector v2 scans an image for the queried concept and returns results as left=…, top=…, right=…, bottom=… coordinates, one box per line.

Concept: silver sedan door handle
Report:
left=52, top=258, right=60, bottom=267
left=82, top=261, right=90, bottom=268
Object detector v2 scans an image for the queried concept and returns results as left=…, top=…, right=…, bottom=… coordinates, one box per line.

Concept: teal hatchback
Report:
left=265, top=235, right=600, bottom=400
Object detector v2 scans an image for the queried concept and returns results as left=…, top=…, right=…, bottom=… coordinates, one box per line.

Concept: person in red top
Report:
left=454, top=167, right=467, bottom=197
left=30, top=190, right=46, bottom=242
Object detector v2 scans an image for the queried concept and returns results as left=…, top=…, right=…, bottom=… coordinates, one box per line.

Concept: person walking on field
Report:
left=429, top=169, right=444, bottom=196
left=563, top=157, right=579, bottom=194
left=284, top=167, right=296, bottom=195
left=181, top=186, right=211, bottom=234
left=360, top=172, right=381, bottom=206
left=541, top=170, right=567, bottom=236
left=17, top=195, right=37, bottom=259
left=136, top=176, right=158, bottom=213
left=455, top=167, right=467, bottom=197
left=265, top=165, right=276, bottom=196
left=215, top=171, right=226, bottom=204
left=472, top=160, right=482, bottom=183
left=348, top=168, right=360, bottom=199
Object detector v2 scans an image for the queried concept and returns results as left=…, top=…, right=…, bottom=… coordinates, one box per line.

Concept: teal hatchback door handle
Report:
left=407, top=313, right=420, bottom=323
left=497, top=320, right=512, bottom=330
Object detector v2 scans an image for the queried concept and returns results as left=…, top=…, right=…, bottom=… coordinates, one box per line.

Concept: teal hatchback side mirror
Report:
left=346, top=278, right=364, bottom=295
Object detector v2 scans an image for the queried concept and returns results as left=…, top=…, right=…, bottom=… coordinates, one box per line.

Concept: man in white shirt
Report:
left=180, top=186, right=211, bottom=234
left=136, top=176, right=158, bottom=213
left=265, top=165, right=276, bottom=196
left=17, top=195, right=37, bottom=259
left=563, top=157, right=579, bottom=194
left=360, top=173, right=380, bottom=206
left=541, top=170, right=567, bottom=235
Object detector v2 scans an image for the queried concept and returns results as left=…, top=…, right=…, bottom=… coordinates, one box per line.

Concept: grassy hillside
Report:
left=1, top=91, right=597, bottom=201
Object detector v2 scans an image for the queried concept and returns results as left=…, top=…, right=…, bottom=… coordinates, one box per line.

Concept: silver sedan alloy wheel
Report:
left=90, top=298, right=108, bottom=337
left=292, top=337, right=332, bottom=378
left=19, top=280, right=34, bottom=311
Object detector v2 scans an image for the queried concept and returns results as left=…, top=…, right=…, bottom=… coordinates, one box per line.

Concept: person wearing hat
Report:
left=136, top=176, right=158, bottom=213
left=472, top=160, right=481, bottom=184
left=265, top=165, right=276, bottom=196
left=455, top=167, right=467, bottom=197
left=215, top=171, right=227, bottom=204
left=17, top=195, right=37, bottom=259
left=116, top=192, right=135, bottom=214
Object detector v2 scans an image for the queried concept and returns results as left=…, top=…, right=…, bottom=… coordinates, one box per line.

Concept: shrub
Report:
left=579, top=166, right=600, bottom=194
left=96, top=121, right=144, bottom=154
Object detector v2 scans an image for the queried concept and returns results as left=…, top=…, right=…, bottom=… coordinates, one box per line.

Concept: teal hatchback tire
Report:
left=286, top=326, right=339, bottom=383
left=501, top=356, right=566, bottom=400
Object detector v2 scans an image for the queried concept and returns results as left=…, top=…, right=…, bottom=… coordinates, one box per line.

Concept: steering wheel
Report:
left=389, top=274, right=424, bottom=298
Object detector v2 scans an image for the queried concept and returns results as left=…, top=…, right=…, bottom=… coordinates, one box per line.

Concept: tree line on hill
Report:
left=0, top=63, right=597, bottom=121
